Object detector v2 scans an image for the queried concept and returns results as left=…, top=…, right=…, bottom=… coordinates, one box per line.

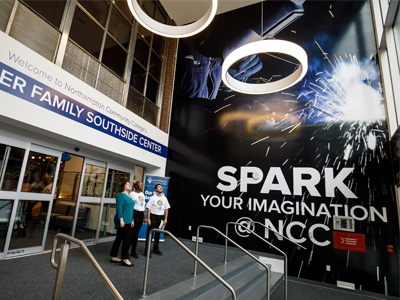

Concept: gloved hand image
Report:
left=174, top=0, right=305, bottom=100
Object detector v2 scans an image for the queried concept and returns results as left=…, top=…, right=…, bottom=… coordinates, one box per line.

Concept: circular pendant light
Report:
left=127, top=0, right=218, bottom=39
left=222, top=40, right=308, bottom=94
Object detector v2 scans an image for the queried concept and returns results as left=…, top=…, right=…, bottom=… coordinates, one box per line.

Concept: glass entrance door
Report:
left=44, top=153, right=84, bottom=250
left=99, top=165, right=132, bottom=242
left=73, top=158, right=106, bottom=244
left=0, top=141, right=26, bottom=259
left=5, top=144, right=61, bottom=258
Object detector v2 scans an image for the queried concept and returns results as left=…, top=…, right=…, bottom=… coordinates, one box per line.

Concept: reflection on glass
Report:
left=109, top=7, right=131, bottom=47
left=134, top=166, right=145, bottom=182
left=74, top=202, right=97, bottom=241
left=70, top=6, right=104, bottom=58
left=21, top=151, right=58, bottom=194
left=0, top=144, right=25, bottom=191
left=149, top=50, right=162, bottom=80
left=23, top=0, right=67, bottom=28
left=146, top=75, right=159, bottom=103
left=152, top=34, right=165, bottom=57
left=55, top=154, right=83, bottom=202
left=100, top=203, right=116, bottom=238
left=114, top=0, right=134, bottom=23
left=141, top=0, right=155, bottom=18
left=78, top=0, right=109, bottom=27
left=9, top=200, right=48, bottom=250
left=394, top=8, right=400, bottom=66
left=81, top=164, right=105, bottom=197
left=105, top=169, right=130, bottom=198
left=130, top=60, right=146, bottom=93
left=134, top=37, right=150, bottom=67
left=48, top=201, right=93, bottom=239
left=138, top=24, right=152, bottom=44
left=102, top=35, right=127, bottom=78
left=0, top=200, right=13, bottom=252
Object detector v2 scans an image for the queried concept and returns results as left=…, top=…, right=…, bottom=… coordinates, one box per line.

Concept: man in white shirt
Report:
left=144, top=184, right=170, bottom=256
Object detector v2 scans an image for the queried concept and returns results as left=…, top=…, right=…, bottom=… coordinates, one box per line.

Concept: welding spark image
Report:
left=299, top=45, right=385, bottom=124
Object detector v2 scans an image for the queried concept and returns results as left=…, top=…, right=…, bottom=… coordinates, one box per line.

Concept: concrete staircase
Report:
left=140, top=254, right=284, bottom=300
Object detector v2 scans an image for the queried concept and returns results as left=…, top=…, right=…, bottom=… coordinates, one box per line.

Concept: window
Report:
left=69, top=0, right=132, bottom=79
left=393, top=7, right=400, bottom=68
left=9, top=200, right=47, bottom=250
left=78, top=0, right=108, bottom=26
left=14, top=0, right=169, bottom=128
left=130, top=60, right=147, bottom=93
left=70, top=6, right=104, bottom=59
left=0, top=144, right=25, bottom=192
left=21, top=151, right=58, bottom=194
left=0, top=200, right=13, bottom=252
left=81, top=164, right=106, bottom=197
left=134, top=166, right=145, bottom=182
left=105, top=169, right=130, bottom=199
left=125, top=0, right=168, bottom=125
left=22, top=0, right=66, bottom=29
left=54, top=155, right=83, bottom=203
left=100, top=203, right=117, bottom=237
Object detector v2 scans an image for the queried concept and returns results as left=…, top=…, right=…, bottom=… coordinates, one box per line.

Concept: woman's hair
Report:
left=119, top=181, right=129, bottom=192
left=132, top=180, right=142, bottom=190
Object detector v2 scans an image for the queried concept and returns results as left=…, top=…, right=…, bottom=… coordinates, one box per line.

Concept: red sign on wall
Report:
left=333, top=231, right=366, bottom=253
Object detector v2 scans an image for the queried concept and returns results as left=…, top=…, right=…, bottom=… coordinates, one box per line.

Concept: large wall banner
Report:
left=166, top=0, right=399, bottom=296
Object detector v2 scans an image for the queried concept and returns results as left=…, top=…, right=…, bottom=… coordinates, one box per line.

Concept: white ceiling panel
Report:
left=160, top=0, right=262, bottom=25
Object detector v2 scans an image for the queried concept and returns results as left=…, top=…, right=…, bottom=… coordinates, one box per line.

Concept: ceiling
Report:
left=160, top=0, right=262, bottom=26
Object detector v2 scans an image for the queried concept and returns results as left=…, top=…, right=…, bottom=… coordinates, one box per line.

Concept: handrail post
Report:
left=224, top=223, right=228, bottom=263
left=141, top=231, right=154, bottom=298
left=51, top=233, right=123, bottom=300
left=52, top=243, right=69, bottom=300
left=194, top=226, right=200, bottom=276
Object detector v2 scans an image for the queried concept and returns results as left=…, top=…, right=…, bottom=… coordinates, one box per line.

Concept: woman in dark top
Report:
left=110, top=181, right=135, bottom=266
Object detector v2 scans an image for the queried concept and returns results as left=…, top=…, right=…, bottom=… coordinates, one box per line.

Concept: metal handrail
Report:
left=141, top=228, right=236, bottom=299
left=50, top=233, right=123, bottom=300
left=195, top=225, right=270, bottom=300
left=226, top=222, right=289, bottom=300
left=250, top=221, right=307, bottom=250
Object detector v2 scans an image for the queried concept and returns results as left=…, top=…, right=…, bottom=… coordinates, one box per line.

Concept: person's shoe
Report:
left=144, top=250, right=152, bottom=258
left=110, top=258, right=121, bottom=263
left=121, top=260, right=134, bottom=267
left=131, top=251, right=139, bottom=258
left=152, top=249, right=162, bottom=256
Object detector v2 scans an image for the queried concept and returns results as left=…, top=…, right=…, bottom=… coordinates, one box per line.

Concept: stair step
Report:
left=140, top=255, right=284, bottom=300
left=191, top=262, right=267, bottom=300
left=175, top=259, right=259, bottom=300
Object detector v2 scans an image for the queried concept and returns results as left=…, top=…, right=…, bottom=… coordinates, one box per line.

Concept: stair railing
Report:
left=194, top=225, right=271, bottom=300
left=226, top=222, right=290, bottom=300
left=225, top=221, right=307, bottom=300
left=141, top=228, right=236, bottom=299
left=50, top=233, right=123, bottom=300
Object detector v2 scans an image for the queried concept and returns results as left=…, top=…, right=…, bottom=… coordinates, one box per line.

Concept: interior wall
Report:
left=166, top=0, right=399, bottom=296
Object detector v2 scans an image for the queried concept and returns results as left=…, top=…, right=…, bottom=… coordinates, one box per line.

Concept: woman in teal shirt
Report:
left=110, top=181, right=135, bottom=266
